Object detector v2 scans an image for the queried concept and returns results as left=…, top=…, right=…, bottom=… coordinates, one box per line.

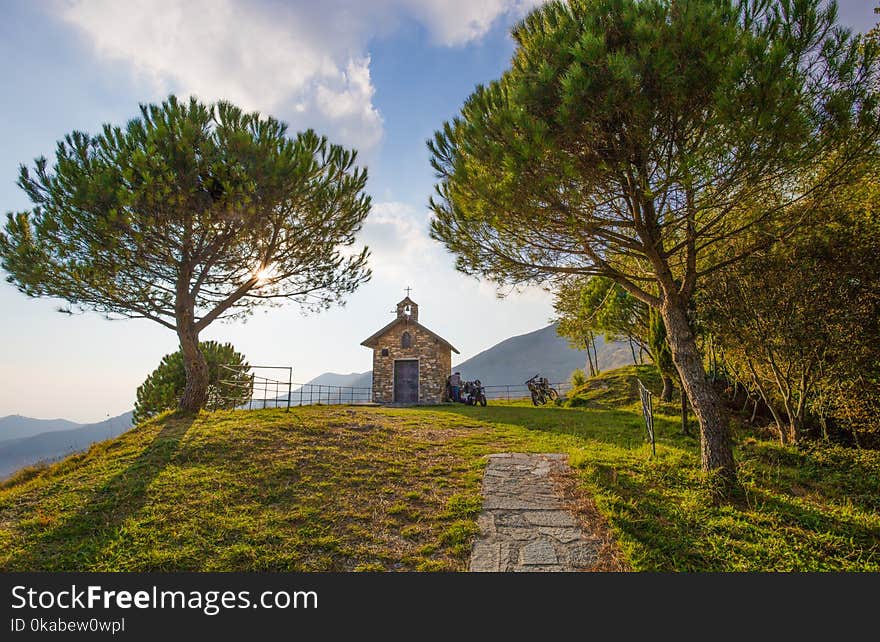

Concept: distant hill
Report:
left=299, top=323, right=635, bottom=391
left=455, top=323, right=634, bottom=386
left=0, top=411, right=133, bottom=479
left=0, top=415, right=82, bottom=443
left=300, top=371, right=372, bottom=389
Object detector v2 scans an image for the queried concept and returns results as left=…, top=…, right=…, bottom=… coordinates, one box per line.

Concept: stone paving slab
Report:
left=469, top=453, right=602, bottom=572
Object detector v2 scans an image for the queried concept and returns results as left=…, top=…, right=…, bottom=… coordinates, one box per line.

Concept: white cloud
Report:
left=358, top=201, right=438, bottom=280
left=51, top=1, right=547, bottom=151
left=54, top=0, right=383, bottom=150
left=399, top=0, right=546, bottom=46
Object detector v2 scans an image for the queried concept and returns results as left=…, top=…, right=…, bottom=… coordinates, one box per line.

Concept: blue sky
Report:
left=0, top=1, right=876, bottom=422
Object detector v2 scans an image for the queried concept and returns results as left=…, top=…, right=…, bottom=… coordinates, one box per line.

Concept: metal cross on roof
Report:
left=405, top=286, right=412, bottom=298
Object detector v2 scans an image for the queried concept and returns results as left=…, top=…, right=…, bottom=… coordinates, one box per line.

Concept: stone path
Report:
left=469, top=453, right=602, bottom=572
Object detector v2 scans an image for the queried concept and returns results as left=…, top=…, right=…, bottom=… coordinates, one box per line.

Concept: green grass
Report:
left=0, top=407, right=491, bottom=571
left=565, top=363, right=660, bottom=408
left=1, top=366, right=878, bottom=571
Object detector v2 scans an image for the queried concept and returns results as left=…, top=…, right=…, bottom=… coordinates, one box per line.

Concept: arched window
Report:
left=401, top=331, right=412, bottom=348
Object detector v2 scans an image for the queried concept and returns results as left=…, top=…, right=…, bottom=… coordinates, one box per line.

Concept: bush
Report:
left=570, top=368, right=587, bottom=388
left=133, top=341, right=251, bottom=423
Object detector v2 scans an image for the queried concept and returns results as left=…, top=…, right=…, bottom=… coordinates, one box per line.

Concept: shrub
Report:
left=134, top=341, right=251, bottom=423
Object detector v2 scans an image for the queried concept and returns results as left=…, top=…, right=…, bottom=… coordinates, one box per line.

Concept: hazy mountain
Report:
left=455, top=323, right=635, bottom=386
left=299, top=323, right=635, bottom=392
left=0, top=411, right=133, bottom=479
left=300, top=371, right=372, bottom=389
left=0, top=415, right=82, bottom=443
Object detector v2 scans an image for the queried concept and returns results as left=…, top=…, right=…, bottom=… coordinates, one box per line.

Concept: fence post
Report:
left=637, top=379, right=656, bottom=457
left=287, top=368, right=292, bottom=411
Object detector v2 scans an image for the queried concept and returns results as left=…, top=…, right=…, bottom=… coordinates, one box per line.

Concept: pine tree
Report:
left=428, top=0, right=878, bottom=491
left=1, top=96, right=371, bottom=413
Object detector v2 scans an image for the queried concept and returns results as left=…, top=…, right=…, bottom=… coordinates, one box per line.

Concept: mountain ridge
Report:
left=0, top=415, right=83, bottom=443
left=0, top=411, right=133, bottom=479
left=300, top=323, right=635, bottom=390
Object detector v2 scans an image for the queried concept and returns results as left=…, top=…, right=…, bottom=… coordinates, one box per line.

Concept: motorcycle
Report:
left=463, top=379, right=488, bottom=407
left=525, top=374, right=558, bottom=406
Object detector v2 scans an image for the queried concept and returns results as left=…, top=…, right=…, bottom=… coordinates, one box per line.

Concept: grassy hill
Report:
left=1, top=366, right=878, bottom=571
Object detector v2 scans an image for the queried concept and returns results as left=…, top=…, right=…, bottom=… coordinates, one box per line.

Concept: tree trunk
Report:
left=584, top=332, right=598, bottom=377
left=680, top=380, right=690, bottom=437
left=660, top=375, right=674, bottom=403
left=174, top=263, right=209, bottom=414
left=177, top=323, right=208, bottom=413
left=785, top=420, right=799, bottom=446
left=709, top=335, right=717, bottom=382
left=661, top=300, right=736, bottom=490
left=747, top=360, right=787, bottom=444
left=756, top=384, right=788, bottom=444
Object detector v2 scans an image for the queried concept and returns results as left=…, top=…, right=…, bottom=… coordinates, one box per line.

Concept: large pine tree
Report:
left=1, top=96, right=371, bottom=413
left=428, top=0, right=878, bottom=490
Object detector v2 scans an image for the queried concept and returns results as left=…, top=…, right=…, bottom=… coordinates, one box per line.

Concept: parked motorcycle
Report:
left=464, top=379, right=487, bottom=407
left=525, top=374, right=558, bottom=406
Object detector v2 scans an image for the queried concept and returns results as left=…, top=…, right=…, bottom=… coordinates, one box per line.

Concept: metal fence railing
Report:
left=215, top=364, right=574, bottom=411
left=216, top=364, right=293, bottom=410
left=217, top=365, right=375, bottom=409
left=287, top=383, right=373, bottom=406
left=637, top=379, right=656, bottom=456
left=481, top=382, right=572, bottom=402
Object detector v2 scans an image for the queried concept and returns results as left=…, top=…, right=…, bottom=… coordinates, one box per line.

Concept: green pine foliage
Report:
left=133, top=341, right=252, bottom=424
left=554, top=275, right=649, bottom=354
left=0, top=96, right=371, bottom=412
left=427, top=0, right=879, bottom=485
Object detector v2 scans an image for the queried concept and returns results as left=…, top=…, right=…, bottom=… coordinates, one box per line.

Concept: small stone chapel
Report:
left=360, top=294, right=459, bottom=404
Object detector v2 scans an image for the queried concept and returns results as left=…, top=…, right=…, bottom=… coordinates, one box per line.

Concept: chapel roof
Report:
left=360, top=316, right=459, bottom=354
